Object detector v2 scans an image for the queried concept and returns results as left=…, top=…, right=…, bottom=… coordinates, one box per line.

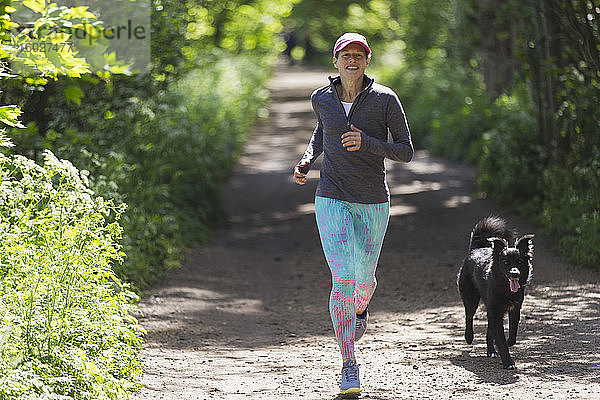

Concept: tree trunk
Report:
left=477, top=0, right=516, bottom=97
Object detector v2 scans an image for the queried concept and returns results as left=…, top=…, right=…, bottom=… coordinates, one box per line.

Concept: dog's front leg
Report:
left=488, top=312, right=515, bottom=369
left=486, top=323, right=496, bottom=358
left=488, top=310, right=515, bottom=369
left=507, top=307, right=520, bottom=347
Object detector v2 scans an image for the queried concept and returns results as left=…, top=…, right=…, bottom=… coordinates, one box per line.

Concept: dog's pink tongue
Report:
left=510, top=278, right=521, bottom=292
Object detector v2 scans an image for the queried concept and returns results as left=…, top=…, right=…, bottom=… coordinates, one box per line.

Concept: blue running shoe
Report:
left=340, top=359, right=361, bottom=394
left=355, top=305, right=369, bottom=342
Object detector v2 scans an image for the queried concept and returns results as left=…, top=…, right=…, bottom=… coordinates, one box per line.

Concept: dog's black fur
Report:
left=457, top=216, right=534, bottom=369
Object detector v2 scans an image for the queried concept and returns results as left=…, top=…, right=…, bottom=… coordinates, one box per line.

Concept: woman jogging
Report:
left=293, top=32, right=414, bottom=395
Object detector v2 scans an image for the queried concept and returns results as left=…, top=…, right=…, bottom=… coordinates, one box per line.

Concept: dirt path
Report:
left=132, top=66, right=600, bottom=400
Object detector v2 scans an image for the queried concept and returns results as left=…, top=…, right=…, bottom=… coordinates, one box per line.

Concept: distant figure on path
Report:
left=293, top=32, right=414, bottom=395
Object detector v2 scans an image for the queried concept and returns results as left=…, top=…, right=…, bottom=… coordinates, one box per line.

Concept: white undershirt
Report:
left=341, top=101, right=352, bottom=117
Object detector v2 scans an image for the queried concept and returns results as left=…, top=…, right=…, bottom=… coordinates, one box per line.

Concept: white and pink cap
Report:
left=333, top=33, right=371, bottom=57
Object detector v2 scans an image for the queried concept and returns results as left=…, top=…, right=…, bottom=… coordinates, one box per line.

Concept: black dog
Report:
left=457, top=216, right=534, bottom=369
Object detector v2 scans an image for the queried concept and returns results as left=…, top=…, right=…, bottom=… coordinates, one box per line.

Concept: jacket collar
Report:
left=328, top=74, right=374, bottom=92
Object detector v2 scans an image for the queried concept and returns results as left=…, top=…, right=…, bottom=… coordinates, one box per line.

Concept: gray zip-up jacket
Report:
left=299, top=74, right=414, bottom=203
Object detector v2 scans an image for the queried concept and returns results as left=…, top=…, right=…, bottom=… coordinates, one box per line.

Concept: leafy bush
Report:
left=375, top=51, right=494, bottom=161
left=368, top=0, right=600, bottom=270
left=8, top=53, right=271, bottom=291
left=540, top=145, right=600, bottom=267
left=0, top=150, right=143, bottom=399
left=476, top=91, right=542, bottom=212
left=377, top=55, right=543, bottom=213
left=1, top=1, right=287, bottom=398
left=111, top=54, right=271, bottom=288
left=4, top=0, right=291, bottom=292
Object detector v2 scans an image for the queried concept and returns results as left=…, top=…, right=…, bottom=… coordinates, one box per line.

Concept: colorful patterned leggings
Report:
left=314, top=196, right=390, bottom=361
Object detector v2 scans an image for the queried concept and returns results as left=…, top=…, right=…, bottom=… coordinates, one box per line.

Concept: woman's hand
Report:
left=293, top=160, right=310, bottom=185
left=341, top=124, right=362, bottom=151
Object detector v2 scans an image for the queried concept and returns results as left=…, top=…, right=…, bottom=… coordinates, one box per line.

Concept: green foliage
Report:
left=476, top=92, right=543, bottom=213
left=5, top=54, right=271, bottom=292
left=376, top=50, right=488, bottom=157
left=472, top=0, right=600, bottom=268
left=0, top=150, right=143, bottom=399
left=364, top=0, right=600, bottom=270
left=0, top=104, right=22, bottom=147
left=1, top=0, right=97, bottom=83
left=540, top=143, right=600, bottom=267
left=2, top=6, right=144, bottom=397
left=0, top=105, right=24, bottom=128
left=285, top=0, right=407, bottom=64
left=4, top=0, right=287, bottom=292
left=95, top=55, right=271, bottom=289
left=151, top=0, right=295, bottom=82
left=2, top=0, right=290, bottom=398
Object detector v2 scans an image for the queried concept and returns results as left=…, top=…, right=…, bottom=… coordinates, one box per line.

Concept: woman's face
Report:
left=333, top=43, right=370, bottom=80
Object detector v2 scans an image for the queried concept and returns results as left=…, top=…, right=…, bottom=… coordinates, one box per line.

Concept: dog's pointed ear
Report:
left=516, top=234, right=534, bottom=259
left=488, top=237, right=508, bottom=255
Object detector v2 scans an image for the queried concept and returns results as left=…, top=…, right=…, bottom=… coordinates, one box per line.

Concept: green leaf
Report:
left=34, top=16, right=55, bottom=33
left=0, top=129, right=15, bottom=148
left=64, top=84, right=84, bottom=105
left=23, top=0, right=46, bottom=14
left=0, top=105, right=25, bottom=128
left=63, top=6, right=96, bottom=20
left=46, top=48, right=64, bottom=68
left=109, top=64, right=129, bottom=74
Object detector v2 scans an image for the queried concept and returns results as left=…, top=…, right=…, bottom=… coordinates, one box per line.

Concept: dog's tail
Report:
left=468, top=216, right=515, bottom=250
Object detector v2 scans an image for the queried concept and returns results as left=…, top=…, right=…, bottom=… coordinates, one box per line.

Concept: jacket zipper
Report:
left=331, top=77, right=372, bottom=129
